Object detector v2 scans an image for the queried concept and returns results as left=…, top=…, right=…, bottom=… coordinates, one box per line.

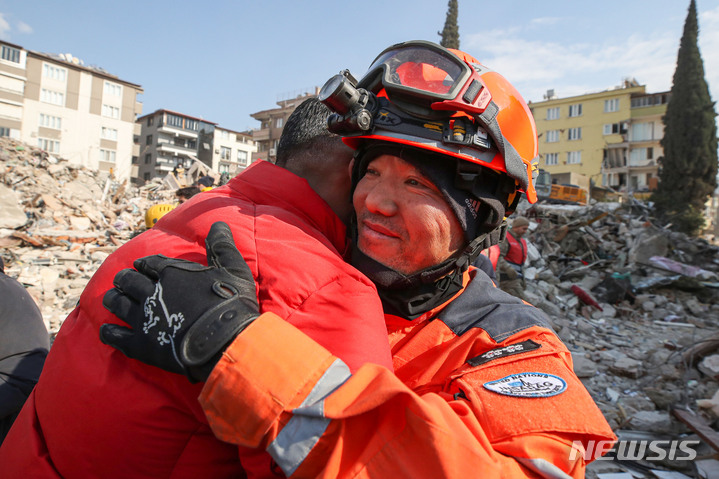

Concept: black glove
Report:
left=100, top=221, right=259, bottom=382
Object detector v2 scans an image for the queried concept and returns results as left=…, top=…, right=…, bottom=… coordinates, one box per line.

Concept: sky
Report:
left=1, top=1, right=718, bottom=133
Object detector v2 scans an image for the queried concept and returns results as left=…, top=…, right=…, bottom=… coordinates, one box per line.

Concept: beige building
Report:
left=529, top=81, right=668, bottom=192
left=211, top=126, right=256, bottom=177
left=0, top=40, right=143, bottom=182
left=250, top=89, right=318, bottom=163
left=136, top=109, right=256, bottom=184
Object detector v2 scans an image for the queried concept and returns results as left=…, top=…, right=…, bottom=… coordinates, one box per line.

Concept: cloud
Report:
left=463, top=22, right=707, bottom=104
left=0, top=13, right=11, bottom=39
left=17, top=21, right=32, bottom=34
left=529, top=17, right=562, bottom=27
left=699, top=5, right=719, bottom=98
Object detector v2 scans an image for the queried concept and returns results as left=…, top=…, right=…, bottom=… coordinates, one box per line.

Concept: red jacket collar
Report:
left=228, top=161, right=349, bottom=256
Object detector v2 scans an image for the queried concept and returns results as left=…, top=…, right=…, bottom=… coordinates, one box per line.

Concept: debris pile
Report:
left=0, top=137, right=176, bottom=334
left=518, top=201, right=719, bottom=478
left=3, top=136, right=719, bottom=477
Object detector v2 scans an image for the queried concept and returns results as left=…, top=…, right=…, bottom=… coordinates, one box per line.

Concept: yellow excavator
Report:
left=535, top=169, right=588, bottom=205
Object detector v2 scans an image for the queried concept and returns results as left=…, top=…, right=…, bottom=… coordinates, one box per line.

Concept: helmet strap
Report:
left=350, top=221, right=507, bottom=319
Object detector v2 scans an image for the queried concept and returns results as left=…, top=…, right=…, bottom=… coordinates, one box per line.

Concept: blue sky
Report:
left=1, top=1, right=718, bottom=133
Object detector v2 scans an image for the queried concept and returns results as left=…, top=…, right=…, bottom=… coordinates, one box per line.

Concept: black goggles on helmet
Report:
left=357, top=40, right=493, bottom=117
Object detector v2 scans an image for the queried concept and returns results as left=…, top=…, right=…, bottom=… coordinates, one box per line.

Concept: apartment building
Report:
left=0, top=40, right=143, bottom=182
left=529, top=80, right=668, bottom=192
left=250, top=89, right=318, bottom=163
left=210, top=127, right=256, bottom=177
left=136, top=109, right=256, bottom=184
left=602, top=91, right=670, bottom=191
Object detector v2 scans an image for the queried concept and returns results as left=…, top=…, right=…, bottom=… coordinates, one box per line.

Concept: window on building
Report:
left=38, top=138, right=60, bottom=153
left=100, top=149, right=116, bottom=163
left=101, top=127, right=118, bottom=140
left=146, top=134, right=153, bottom=145
left=1, top=45, right=21, bottom=63
left=132, top=156, right=138, bottom=164
left=147, top=116, right=154, bottom=126
left=0, top=127, right=11, bottom=137
left=568, top=127, right=582, bottom=141
left=185, top=119, right=199, bottom=131
left=220, top=146, right=231, bottom=160
left=630, top=122, right=654, bottom=141
left=546, top=107, right=560, bottom=120
left=102, top=104, right=120, bottom=119
left=188, top=139, right=197, bottom=149
left=567, top=151, right=582, bottom=164
left=604, top=98, right=619, bottom=113
left=144, top=154, right=151, bottom=164
left=43, top=64, right=67, bottom=82
left=104, top=81, right=122, bottom=97
left=545, top=153, right=558, bottom=166
left=219, top=163, right=230, bottom=174
left=237, top=150, right=248, bottom=166
left=144, top=172, right=151, bottom=181
left=39, top=113, right=62, bottom=130
left=276, top=117, right=284, bottom=128
left=603, top=122, right=627, bottom=135
left=41, top=89, right=65, bottom=106
left=568, top=104, right=582, bottom=117
left=546, top=130, right=559, bottom=143
left=167, top=114, right=183, bottom=128
left=631, top=96, right=661, bottom=108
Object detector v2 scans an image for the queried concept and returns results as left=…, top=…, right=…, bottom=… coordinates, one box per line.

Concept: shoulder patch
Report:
left=467, top=340, right=541, bottom=367
left=483, top=372, right=567, bottom=398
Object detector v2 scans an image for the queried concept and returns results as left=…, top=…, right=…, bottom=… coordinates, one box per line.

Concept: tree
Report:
left=652, top=0, right=718, bottom=235
left=438, top=0, right=460, bottom=49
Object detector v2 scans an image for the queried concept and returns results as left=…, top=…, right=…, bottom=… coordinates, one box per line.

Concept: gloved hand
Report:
left=100, top=221, right=259, bottom=382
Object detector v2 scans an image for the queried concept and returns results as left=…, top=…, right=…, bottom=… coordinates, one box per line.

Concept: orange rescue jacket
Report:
left=201, top=268, right=615, bottom=478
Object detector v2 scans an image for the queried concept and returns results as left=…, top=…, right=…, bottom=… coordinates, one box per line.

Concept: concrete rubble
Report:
left=3, top=137, right=719, bottom=477
left=0, top=137, right=176, bottom=335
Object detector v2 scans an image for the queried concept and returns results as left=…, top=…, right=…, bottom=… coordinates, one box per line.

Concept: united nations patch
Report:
left=483, top=372, right=567, bottom=398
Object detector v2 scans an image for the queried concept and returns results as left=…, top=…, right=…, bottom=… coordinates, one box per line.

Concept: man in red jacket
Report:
left=99, top=41, right=615, bottom=478
left=0, top=98, right=393, bottom=478
left=498, top=215, right=530, bottom=299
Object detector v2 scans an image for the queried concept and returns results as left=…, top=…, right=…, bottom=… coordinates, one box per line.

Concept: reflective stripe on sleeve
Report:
left=515, top=457, right=573, bottom=479
left=267, top=358, right=351, bottom=476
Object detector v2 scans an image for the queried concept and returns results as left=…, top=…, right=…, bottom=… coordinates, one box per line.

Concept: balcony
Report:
left=157, top=141, right=196, bottom=157
left=252, top=129, right=269, bottom=142
left=157, top=124, right=198, bottom=139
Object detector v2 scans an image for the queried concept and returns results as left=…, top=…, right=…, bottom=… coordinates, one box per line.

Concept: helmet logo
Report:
left=375, top=109, right=402, bottom=126
left=423, top=122, right=443, bottom=133
left=465, top=198, right=481, bottom=219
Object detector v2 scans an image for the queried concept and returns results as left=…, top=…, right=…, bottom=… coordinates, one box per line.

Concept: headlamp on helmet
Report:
left=319, top=40, right=538, bottom=204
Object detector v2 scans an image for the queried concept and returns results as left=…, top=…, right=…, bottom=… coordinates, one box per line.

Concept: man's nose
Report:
left=363, top=180, right=398, bottom=216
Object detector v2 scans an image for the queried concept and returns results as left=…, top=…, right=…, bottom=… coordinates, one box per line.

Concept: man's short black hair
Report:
left=176, top=186, right=201, bottom=199
left=275, top=98, right=337, bottom=168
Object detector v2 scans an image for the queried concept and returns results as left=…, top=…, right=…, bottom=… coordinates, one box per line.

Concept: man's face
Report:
left=352, top=154, right=465, bottom=275
left=513, top=225, right=529, bottom=237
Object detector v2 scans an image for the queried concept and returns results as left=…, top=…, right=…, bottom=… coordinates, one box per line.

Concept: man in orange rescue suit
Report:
left=100, top=41, right=615, bottom=478
left=498, top=215, right=530, bottom=299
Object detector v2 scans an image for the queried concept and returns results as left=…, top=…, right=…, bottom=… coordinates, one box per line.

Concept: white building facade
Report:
left=0, top=40, right=143, bottom=182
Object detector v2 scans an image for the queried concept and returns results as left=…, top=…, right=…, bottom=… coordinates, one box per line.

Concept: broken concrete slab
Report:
left=0, top=183, right=28, bottom=228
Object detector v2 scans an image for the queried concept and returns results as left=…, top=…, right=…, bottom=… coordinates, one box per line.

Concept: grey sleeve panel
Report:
left=438, top=273, right=553, bottom=342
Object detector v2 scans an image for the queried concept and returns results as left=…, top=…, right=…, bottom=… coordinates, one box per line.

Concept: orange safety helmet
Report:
left=320, top=40, right=539, bottom=206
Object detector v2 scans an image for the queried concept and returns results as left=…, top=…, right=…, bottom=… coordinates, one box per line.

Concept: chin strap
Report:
left=351, top=221, right=508, bottom=319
